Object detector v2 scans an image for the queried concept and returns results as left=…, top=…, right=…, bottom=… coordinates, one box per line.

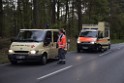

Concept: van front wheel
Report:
left=41, top=55, right=47, bottom=65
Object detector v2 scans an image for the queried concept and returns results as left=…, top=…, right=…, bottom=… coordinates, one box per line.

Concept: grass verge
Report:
left=0, top=48, right=9, bottom=64
left=111, top=39, right=124, bottom=44
left=0, top=38, right=10, bottom=64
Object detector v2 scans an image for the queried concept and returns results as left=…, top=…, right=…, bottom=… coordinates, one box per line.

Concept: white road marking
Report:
left=37, top=65, right=73, bottom=80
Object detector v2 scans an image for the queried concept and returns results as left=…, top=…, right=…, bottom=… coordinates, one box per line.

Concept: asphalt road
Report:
left=1, top=43, right=124, bottom=83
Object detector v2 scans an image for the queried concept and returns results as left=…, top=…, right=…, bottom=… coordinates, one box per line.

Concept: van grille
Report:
left=14, top=51, right=29, bottom=54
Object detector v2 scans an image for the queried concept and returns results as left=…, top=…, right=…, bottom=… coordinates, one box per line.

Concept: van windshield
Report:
left=16, top=30, right=45, bottom=42
left=79, top=31, right=98, bottom=38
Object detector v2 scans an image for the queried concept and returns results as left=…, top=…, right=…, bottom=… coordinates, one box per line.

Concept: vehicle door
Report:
left=52, top=31, right=59, bottom=58
left=43, top=31, right=53, bottom=58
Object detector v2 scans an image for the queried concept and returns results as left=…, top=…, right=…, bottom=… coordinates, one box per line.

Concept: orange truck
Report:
left=77, top=22, right=111, bottom=52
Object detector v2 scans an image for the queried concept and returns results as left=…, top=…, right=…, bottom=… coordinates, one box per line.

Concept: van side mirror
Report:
left=44, top=38, right=51, bottom=46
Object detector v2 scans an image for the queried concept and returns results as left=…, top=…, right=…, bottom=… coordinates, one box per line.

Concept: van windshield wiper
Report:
left=86, top=36, right=93, bottom=37
left=79, top=35, right=85, bottom=37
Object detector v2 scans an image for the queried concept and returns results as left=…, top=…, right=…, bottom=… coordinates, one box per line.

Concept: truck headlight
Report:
left=91, top=42, right=95, bottom=44
left=8, top=50, right=14, bottom=54
left=30, top=50, right=36, bottom=55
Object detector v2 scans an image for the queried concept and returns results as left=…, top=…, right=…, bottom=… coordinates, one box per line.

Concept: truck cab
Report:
left=8, top=29, right=59, bottom=65
left=77, top=22, right=111, bottom=52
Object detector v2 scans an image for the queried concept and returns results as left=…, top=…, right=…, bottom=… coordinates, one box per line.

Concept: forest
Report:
left=0, top=0, right=124, bottom=38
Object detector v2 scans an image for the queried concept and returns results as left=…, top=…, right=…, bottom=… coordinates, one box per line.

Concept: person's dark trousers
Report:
left=58, top=48, right=66, bottom=64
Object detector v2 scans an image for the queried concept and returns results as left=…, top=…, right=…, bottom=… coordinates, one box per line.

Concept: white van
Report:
left=8, top=29, right=59, bottom=65
left=77, top=22, right=111, bottom=52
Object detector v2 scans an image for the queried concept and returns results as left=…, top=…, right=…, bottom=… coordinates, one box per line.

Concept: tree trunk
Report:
left=88, top=0, right=92, bottom=23
left=23, top=0, right=30, bottom=29
left=51, top=0, right=56, bottom=24
left=0, top=0, right=3, bottom=37
left=64, top=0, right=69, bottom=24
left=57, top=0, right=60, bottom=22
left=77, top=0, right=82, bottom=33
left=33, top=0, right=40, bottom=28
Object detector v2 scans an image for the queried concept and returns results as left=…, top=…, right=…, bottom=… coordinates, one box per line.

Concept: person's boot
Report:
left=61, top=59, right=66, bottom=64
left=62, top=61, right=66, bottom=64
left=57, top=60, right=62, bottom=64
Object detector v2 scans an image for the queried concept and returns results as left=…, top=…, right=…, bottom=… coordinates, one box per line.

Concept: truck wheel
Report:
left=97, top=45, right=102, bottom=52
left=41, top=55, right=47, bottom=65
left=77, top=48, right=81, bottom=53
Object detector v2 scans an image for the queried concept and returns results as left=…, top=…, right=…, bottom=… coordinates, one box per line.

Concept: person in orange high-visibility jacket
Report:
left=57, top=29, right=67, bottom=64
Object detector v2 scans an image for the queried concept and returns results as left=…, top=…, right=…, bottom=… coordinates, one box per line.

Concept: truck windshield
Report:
left=79, top=31, right=98, bottom=38
left=16, top=30, right=45, bottom=42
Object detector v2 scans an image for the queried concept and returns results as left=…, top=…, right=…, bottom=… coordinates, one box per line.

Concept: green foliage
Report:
left=0, top=0, right=124, bottom=39
left=84, top=0, right=110, bottom=23
left=111, top=39, right=124, bottom=44
left=108, top=0, right=124, bottom=39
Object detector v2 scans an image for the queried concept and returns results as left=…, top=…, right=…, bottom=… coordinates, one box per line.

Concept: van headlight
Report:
left=8, top=50, right=14, bottom=54
left=30, top=50, right=36, bottom=55
left=77, top=39, right=81, bottom=43
left=90, top=41, right=95, bottom=44
left=77, top=40, right=81, bottom=43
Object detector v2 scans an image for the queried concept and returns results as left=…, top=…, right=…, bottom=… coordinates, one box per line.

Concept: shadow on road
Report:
left=8, top=59, right=58, bottom=67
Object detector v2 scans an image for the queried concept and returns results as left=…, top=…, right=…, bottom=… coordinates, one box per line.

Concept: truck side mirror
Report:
left=98, top=31, right=103, bottom=38
left=98, top=35, right=103, bottom=38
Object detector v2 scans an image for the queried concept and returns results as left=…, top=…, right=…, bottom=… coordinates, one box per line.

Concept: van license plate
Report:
left=16, top=56, right=25, bottom=59
left=82, top=47, right=88, bottom=49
